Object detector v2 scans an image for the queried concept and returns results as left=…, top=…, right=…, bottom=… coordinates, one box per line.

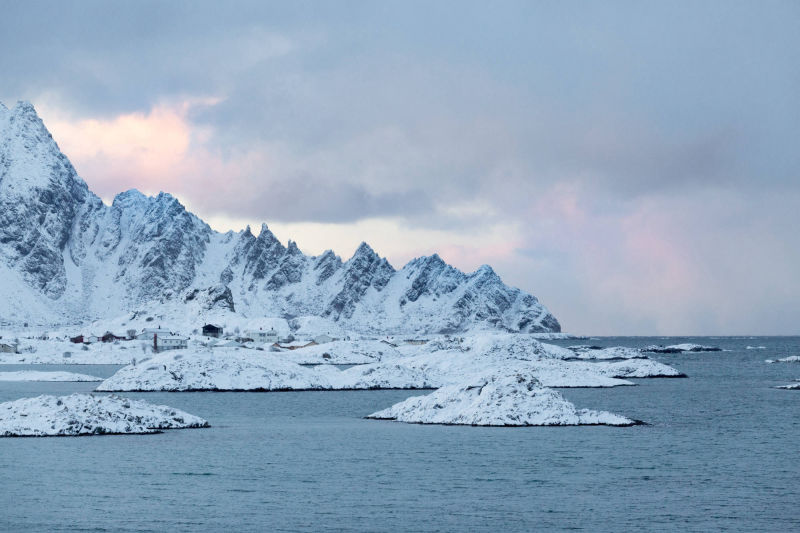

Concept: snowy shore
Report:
left=642, top=344, right=722, bottom=354
left=367, top=374, right=640, bottom=426
left=97, top=335, right=683, bottom=392
left=0, top=394, right=208, bottom=437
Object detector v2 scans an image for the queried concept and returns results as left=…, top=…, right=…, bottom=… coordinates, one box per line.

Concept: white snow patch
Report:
left=367, top=373, right=638, bottom=426
left=97, top=348, right=336, bottom=391
left=0, top=393, right=208, bottom=436
left=566, top=345, right=648, bottom=360
left=642, top=343, right=721, bottom=353
left=280, top=339, right=400, bottom=365
left=765, top=356, right=800, bottom=364
left=97, top=334, right=685, bottom=392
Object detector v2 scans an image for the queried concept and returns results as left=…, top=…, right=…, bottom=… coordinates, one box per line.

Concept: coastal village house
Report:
left=156, top=336, right=188, bottom=351
left=135, top=328, right=172, bottom=341
left=246, top=328, right=279, bottom=344
left=202, top=324, right=223, bottom=338
left=69, top=332, right=130, bottom=344
left=101, top=331, right=126, bottom=343
left=131, top=327, right=186, bottom=351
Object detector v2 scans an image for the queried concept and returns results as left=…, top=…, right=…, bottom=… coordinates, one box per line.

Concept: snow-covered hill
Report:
left=0, top=101, right=560, bottom=334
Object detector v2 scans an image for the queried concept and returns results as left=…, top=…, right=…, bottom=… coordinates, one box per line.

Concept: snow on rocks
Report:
left=367, top=373, right=640, bottom=426
left=0, top=371, right=102, bottom=382
left=337, top=355, right=635, bottom=389
left=96, top=334, right=685, bottom=392
left=776, top=381, right=800, bottom=390
left=0, top=339, right=142, bottom=365
left=97, top=348, right=334, bottom=392
left=279, top=340, right=401, bottom=365
left=588, top=359, right=686, bottom=378
left=0, top=393, right=208, bottom=437
left=765, top=356, right=800, bottom=364
left=642, top=343, right=721, bottom=354
left=420, top=333, right=575, bottom=361
left=336, top=363, right=442, bottom=390
left=353, top=333, right=683, bottom=386
left=566, top=345, right=648, bottom=360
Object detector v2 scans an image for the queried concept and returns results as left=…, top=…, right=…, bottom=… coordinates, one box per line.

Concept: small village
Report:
left=64, top=324, right=343, bottom=352
left=0, top=320, right=431, bottom=364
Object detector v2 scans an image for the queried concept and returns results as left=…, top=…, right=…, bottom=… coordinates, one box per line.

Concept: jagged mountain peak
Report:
left=0, top=101, right=561, bottom=333
left=409, top=253, right=446, bottom=268
left=473, top=264, right=497, bottom=277
left=11, top=100, right=38, bottom=117
left=286, top=240, right=302, bottom=255
left=13, top=100, right=34, bottom=110
left=0, top=101, right=36, bottom=124
left=154, top=191, right=179, bottom=203
left=351, top=241, right=378, bottom=259
left=112, top=188, right=147, bottom=206
left=347, top=241, right=394, bottom=272
left=0, top=100, right=87, bottom=197
left=2, top=101, right=54, bottom=145
left=317, top=249, right=338, bottom=261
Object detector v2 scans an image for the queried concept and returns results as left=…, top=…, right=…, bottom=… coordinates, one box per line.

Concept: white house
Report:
left=135, top=328, right=172, bottom=341
left=246, top=328, right=279, bottom=344
left=157, top=336, right=188, bottom=351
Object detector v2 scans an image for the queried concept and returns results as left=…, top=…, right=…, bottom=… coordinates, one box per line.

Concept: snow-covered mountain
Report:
left=0, top=101, right=561, bottom=333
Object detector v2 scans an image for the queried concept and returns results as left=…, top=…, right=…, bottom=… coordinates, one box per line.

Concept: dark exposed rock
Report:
left=324, top=242, right=395, bottom=320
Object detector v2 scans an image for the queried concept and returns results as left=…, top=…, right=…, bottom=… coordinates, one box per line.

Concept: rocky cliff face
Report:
left=0, top=101, right=561, bottom=333
left=0, top=101, right=94, bottom=299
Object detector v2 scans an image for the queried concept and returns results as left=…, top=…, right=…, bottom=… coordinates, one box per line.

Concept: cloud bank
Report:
left=2, top=0, right=798, bottom=334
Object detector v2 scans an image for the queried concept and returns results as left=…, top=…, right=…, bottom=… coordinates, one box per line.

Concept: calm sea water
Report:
left=0, top=337, right=798, bottom=532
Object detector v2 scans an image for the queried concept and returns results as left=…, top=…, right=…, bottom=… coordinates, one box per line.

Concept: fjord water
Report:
left=0, top=338, right=798, bottom=532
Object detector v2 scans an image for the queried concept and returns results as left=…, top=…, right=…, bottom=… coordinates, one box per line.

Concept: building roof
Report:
left=248, top=329, right=278, bottom=335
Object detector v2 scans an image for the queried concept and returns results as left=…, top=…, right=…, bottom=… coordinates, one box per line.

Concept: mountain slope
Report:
left=0, top=101, right=560, bottom=333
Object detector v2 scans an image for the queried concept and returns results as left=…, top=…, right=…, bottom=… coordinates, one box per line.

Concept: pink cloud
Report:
left=40, top=99, right=220, bottom=201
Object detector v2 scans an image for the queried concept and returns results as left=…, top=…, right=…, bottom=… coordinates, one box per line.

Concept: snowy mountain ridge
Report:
left=0, top=101, right=560, bottom=334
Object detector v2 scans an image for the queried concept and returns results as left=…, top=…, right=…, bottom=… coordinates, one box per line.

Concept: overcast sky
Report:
left=2, top=1, right=798, bottom=334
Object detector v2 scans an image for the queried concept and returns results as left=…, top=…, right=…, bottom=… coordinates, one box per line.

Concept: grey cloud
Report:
left=3, top=0, right=799, bottom=333
left=188, top=171, right=434, bottom=224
